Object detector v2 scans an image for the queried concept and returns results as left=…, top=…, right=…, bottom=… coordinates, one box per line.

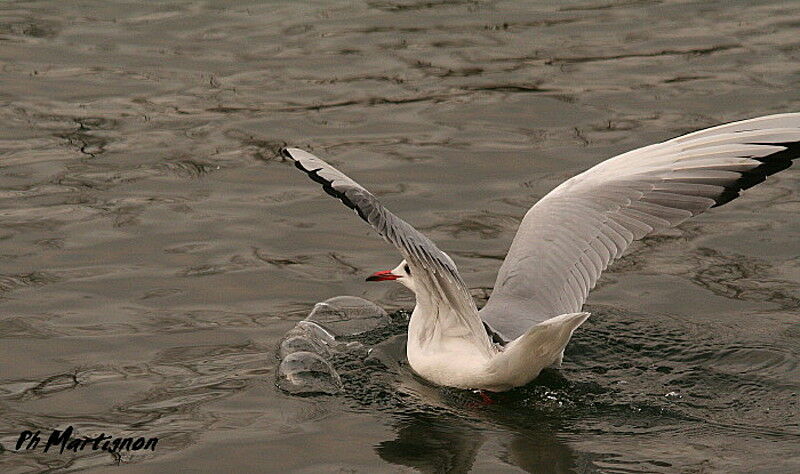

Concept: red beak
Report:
left=366, top=270, right=399, bottom=282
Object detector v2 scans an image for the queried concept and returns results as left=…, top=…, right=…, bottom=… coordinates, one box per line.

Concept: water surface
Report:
left=1, top=0, right=799, bottom=472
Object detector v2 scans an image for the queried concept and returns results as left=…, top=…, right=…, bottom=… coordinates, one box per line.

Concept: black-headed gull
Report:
left=282, top=113, right=799, bottom=392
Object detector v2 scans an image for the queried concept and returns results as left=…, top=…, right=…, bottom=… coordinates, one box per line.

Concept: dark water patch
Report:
left=311, top=73, right=409, bottom=85
left=177, top=262, right=248, bottom=278
left=156, top=159, right=217, bottom=179
left=105, top=310, right=277, bottom=335
left=163, top=242, right=213, bottom=254
left=0, top=18, right=60, bottom=40
left=13, top=372, right=81, bottom=400
left=421, top=212, right=520, bottom=240
left=140, top=288, right=183, bottom=300
left=559, top=0, right=661, bottom=12
left=251, top=249, right=309, bottom=267
left=545, top=44, right=740, bottom=65
left=50, top=169, right=157, bottom=190
left=0, top=317, right=59, bottom=338
left=34, top=237, right=64, bottom=249
left=223, top=130, right=286, bottom=162
left=205, top=106, right=260, bottom=114
left=663, top=75, right=712, bottom=84
left=0, top=271, right=60, bottom=297
left=464, top=83, right=551, bottom=93
left=277, top=92, right=473, bottom=112
left=367, top=0, right=482, bottom=12
left=56, top=120, right=113, bottom=159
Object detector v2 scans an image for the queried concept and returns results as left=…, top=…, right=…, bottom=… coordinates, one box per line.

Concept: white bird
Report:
left=282, top=113, right=800, bottom=392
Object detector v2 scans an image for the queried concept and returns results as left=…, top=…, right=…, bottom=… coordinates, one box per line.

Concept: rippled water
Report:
left=1, top=0, right=799, bottom=472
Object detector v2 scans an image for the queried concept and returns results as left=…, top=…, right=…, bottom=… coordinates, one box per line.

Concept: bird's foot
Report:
left=466, top=389, right=494, bottom=407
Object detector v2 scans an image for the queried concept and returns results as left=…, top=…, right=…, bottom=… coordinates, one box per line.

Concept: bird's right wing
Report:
left=480, top=113, right=800, bottom=340
left=282, top=148, right=483, bottom=327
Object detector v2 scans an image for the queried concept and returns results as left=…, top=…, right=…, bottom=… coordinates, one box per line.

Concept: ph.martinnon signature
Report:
left=15, top=426, right=158, bottom=454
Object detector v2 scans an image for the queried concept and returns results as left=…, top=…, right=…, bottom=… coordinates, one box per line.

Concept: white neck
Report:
left=407, top=295, right=492, bottom=352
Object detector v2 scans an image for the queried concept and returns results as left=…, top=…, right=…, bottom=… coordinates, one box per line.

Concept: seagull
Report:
left=281, top=113, right=800, bottom=392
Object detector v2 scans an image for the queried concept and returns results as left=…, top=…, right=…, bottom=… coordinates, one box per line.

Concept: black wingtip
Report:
left=284, top=149, right=369, bottom=221
left=280, top=147, right=294, bottom=161
left=712, top=141, right=800, bottom=208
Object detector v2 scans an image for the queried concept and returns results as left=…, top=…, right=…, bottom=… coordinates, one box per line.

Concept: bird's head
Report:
left=366, top=259, right=416, bottom=292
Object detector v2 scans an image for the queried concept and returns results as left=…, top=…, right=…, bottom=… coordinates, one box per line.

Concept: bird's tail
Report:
left=487, top=312, right=590, bottom=388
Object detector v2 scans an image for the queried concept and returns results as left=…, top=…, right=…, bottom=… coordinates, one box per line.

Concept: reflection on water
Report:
left=377, top=415, right=484, bottom=473
left=377, top=414, right=588, bottom=473
left=1, top=0, right=799, bottom=472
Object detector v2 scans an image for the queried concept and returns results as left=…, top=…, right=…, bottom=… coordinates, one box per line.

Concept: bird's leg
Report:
left=472, top=389, right=494, bottom=406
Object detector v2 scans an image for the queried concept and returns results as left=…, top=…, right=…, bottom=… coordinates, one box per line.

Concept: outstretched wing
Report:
left=480, top=113, right=800, bottom=340
left=282, top=147, right=481, bottom=319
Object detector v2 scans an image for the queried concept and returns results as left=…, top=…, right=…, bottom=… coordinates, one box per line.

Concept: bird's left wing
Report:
left=480, top=113, right=800, bottom=340
left=282, top=148, right=482, bottom=321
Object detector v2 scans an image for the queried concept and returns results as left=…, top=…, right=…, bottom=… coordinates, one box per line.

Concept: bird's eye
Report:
left=404, top=264, right=411, bottom=275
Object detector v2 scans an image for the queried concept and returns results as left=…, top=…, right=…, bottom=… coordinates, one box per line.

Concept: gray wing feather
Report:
left=282, top=148, right=477, bottom=312
left=480, top=113, right=800, bottom=340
